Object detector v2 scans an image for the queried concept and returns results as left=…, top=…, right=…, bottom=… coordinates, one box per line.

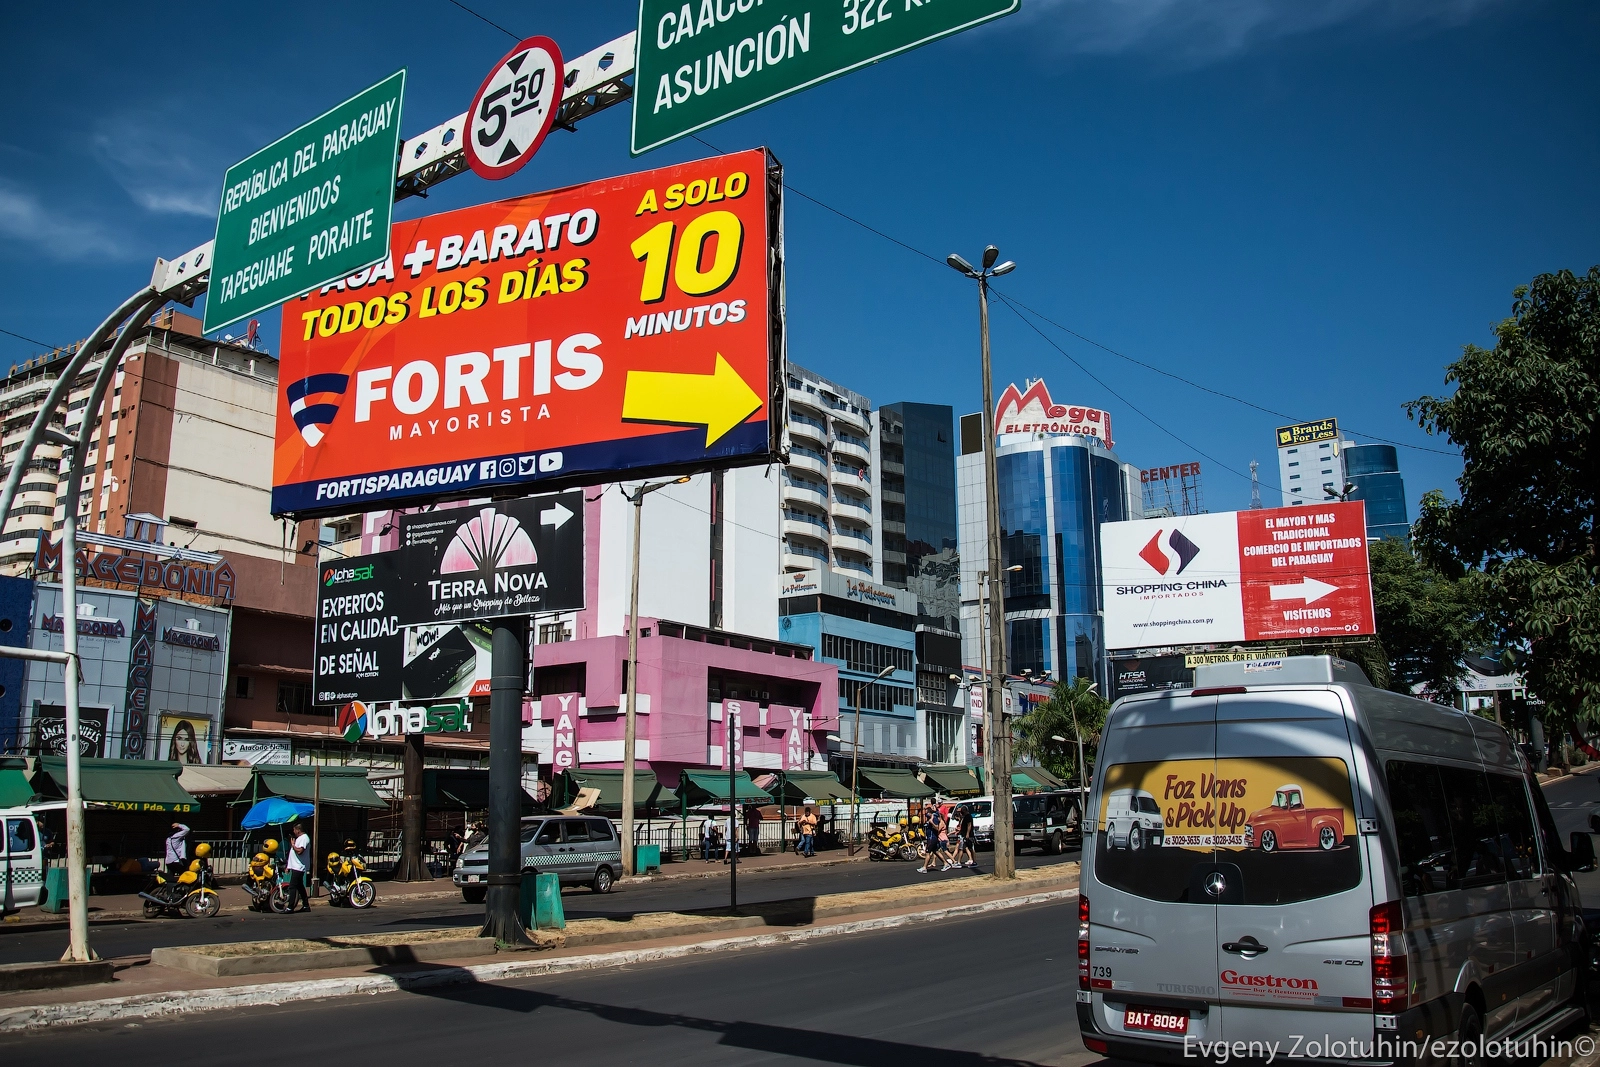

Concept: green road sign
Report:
left=204, top=71, right=405, bottom=333
left=632, top=0, right=1016, bottom=154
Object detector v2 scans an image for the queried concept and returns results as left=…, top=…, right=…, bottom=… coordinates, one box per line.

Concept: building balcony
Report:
left=788, top=450, right=827, bottom=478
left=781, top=479, right=828, bottom=510
left=781, top=514, right=830, bottom=542
left=788, top=416, right=827, bottom=446
left=831, top=529, right=872, bottom=556
left=830, top=406, right=869, bottom=433
left=831, top=437, right=871, bottom=465
left=788, top=388, right=827, bottom=416
left=830, top=466, right=870, bottom=494
left=783, top=541, right=829, bottom=571
left=833, top=555, right=872, bottom=576
left=830, top=498, right=871, bottom=526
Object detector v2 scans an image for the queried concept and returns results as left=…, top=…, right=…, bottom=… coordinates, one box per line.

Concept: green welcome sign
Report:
left=632, top=0, right=1017, bottom=154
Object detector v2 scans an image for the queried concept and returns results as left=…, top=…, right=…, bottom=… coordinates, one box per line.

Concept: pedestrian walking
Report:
left=165, top=821, right=189, bottom=877
left=285, top=821, right=311, bottom=912
left=798, top=806, right=818, bottom=857
left=918, top=805, right=944, bottom=873
left=955, top=803, right=978, bottom=869
left=744, top=804, right=763, bottom=856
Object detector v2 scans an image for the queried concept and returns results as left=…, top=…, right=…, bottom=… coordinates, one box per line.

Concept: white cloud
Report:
left=1017, top=0, right=1508, bottom=63
left=0, top=179, right=129, bottom=261
left=91, top=112, right=219, bottom=219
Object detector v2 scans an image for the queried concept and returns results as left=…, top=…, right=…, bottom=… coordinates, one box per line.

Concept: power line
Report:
left=0, top=326, right=62, bottom=350
left=442, top=0, right=520, bottom=40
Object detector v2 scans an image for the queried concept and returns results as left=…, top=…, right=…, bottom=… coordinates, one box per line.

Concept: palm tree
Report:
left=1015, top=677, right=1109, bottom=785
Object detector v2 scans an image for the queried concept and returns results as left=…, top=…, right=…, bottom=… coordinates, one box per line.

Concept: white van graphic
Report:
left=1105, top=788, right=1164, bottom=850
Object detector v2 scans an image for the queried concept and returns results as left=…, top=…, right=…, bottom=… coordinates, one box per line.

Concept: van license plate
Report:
left=464, top=875, right=480, bottom=883
left=1124, top=1007, right=1188, bottom=1035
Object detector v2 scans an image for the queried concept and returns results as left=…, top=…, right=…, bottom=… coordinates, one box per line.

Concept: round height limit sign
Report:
left=467, top=36, right=563, bottom=180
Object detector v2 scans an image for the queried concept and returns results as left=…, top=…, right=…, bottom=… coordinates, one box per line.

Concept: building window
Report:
left=538, top=622, right=571, bottom=644
left=235, top=675, right=253, bottom=699
left=916, top=669, right=949, bottom=706
left=841, top=681, right=915, bottom=713
left=1290, top=474, right=1300, bottom=480
left=276, top=681, right=312, bottom=717
left=1287, top=462, right=1298, bottom=467
left=821, top=633, right=912, bottom=674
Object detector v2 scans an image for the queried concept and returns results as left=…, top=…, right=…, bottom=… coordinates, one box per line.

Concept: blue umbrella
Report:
left=241, top=796, right=315, bottom=830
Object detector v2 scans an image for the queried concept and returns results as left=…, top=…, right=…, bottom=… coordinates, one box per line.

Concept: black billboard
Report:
left=1110, top=655, right=1193, bottom=701
left=314, top=491, right=585, bottom=705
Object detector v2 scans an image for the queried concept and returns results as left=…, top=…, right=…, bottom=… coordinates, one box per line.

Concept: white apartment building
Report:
left=780, top=363, right=880, bottom=582
left=1278, top=436, right=1346, bottom=507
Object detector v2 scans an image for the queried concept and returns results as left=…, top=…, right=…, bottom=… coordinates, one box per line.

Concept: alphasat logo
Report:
left=287, top=373, right=351, bottom=447
left=1139, top=529, right=1201, bottom=576
left=323, top=564, right=375, bottom=586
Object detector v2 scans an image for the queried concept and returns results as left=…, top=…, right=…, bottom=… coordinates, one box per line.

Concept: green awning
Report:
left=0, top=758, right=36, bottom=808
left=675, top=769, right=770, bottom=806
left=423, top=769, right=538, bottom=813
left=37, top=756, right=199, bottom=812
left=1017, top=764, right=1066, bottom=790
left=557, top=768, right=676, bottom=815
left=920, top=765, right=982, bottom=796
left=1012, top=772, right=1046, bottom=792
left=233, top=766, right=386, bottom=809
left=767, top=770, right=855, bottom=804
left=855, top=767, right=935, bottom=799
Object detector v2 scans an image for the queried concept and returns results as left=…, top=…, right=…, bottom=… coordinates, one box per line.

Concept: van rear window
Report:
left=1093, top=756, right=1362, bottom=905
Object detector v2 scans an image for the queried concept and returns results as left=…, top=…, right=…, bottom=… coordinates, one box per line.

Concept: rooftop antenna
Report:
left=1249, top=460, right=1262, bottom=509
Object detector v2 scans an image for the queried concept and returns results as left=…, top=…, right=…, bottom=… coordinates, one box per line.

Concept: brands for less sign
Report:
left=274, top=149, right=780, bottom=519
left=1100, top=502, right=1374, bottom=649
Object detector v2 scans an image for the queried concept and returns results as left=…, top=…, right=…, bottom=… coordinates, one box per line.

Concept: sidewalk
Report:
left=3, top=847, right=872, bottom=927
left=0, top=864, right=1078, bottom=1032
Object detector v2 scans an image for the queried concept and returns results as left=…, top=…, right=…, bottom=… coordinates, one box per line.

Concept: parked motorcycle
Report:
left=243, top=839, right=290, bottom=913
left=323, top=840, right=376, bottom=908
left=867, top=819, right=920, bottom=862
left=141, top=842, right=221, bottom=918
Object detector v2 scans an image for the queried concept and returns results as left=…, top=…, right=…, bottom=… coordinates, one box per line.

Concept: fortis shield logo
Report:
left=287, top=373, right=350, bottom=447
left=1139, top=529, right=1201, bottom=576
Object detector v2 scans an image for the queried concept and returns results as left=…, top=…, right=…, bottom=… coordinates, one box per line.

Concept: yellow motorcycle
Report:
left=867, top=817, right=920, bottom=861
left=323, top=841, right=376, bottom=908
left=141, top=842, right=221, bottom=918
left=244, top=839, right=289, bottom=913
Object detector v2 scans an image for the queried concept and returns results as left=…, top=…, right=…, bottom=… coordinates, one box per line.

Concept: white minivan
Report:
left=1077, top=656, right=1593, bottom=1065
left=1, top=807, right=45, bottom=912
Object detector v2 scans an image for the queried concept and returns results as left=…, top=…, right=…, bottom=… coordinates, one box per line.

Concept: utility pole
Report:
left=947, top=245, right=1018, bottom=879
left=621, top=477, right=688, bottom=877
left=849, top=665, right=897, bottom=850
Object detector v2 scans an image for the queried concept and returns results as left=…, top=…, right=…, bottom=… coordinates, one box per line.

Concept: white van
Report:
left=1, top=807, right=45, bottom=912
left=1077, top=656, right=1593, bottom=1064
left=1104, top=789, right=1164, bottom=851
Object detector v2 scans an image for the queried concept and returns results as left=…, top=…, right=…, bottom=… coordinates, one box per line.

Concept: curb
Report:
left=0, top=886, right=1078, bottom=1032
left=621, top=852, right=866, bottom=885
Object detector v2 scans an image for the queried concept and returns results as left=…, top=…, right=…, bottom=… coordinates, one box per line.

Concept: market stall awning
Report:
left=179, top=764, right=254, bottom=795
left=557, top=767, right=666, bottom=814
left=1016, top=764, right=1065, bottom=790
left=765, top=770, right=855, bottom=804
left=232, top=766, right=386, bottom=809
left=675, top=770, right=770, bottom=807
left=424, top=769, right=538, bottom=812
left=0, top=757, right=36, bottom=808
left=855, top=767, right=935, bottom=799
left=37, top=756, right=199, bottom=812
left=920, top=765, right=982, bottom=797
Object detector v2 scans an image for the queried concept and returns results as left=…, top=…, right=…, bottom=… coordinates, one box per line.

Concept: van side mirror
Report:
left=1569, top=831, right=1596, bottom=873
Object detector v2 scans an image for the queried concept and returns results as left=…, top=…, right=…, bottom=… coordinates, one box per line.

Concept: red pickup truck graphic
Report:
left=1244, top=784, right=1345, bottom=852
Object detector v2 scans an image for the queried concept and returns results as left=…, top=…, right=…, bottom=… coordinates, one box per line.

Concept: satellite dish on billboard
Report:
left=466, top=35, right=563, bottom=181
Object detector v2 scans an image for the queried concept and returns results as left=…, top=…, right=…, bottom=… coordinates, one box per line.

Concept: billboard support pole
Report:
left=394, top=731, right=430, bottom=881
left=481, top=616, right=532, bottom=947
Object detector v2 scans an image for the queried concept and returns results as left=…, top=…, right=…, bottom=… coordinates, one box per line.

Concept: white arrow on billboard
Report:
left=540, top=501, right=574, bottom=530
left=1269, top=577, right=1339, bottom=604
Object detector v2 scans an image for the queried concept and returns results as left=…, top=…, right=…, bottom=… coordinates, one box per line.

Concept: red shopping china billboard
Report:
left=1101, top=502, right=1374, bottom=649
left=273, top=148, right=782, bottom=519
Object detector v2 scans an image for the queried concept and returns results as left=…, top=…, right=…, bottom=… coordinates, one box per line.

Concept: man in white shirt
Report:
left=285, top=821, right=311, bottom=912
left=165, top=822, right=189, bottom=877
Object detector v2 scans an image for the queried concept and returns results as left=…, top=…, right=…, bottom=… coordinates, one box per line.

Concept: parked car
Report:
left=1077, top=655, right=1594, bottom=1066
left=1012, top=789, right=1083, bottom=854
left=951, top=798, right=992, bottom=846
left=454, top=815, right=622, bottom=902
left=1, top=807, right=44, bottom=912
left=1103, top=788, right=1164, bottom=850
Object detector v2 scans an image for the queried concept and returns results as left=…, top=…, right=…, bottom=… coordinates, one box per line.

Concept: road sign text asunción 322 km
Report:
left=205, top=71, right=405, bottom=333
left=632, top=0, right=1018, bottom=154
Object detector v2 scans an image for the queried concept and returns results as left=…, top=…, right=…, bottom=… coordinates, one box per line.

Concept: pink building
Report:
left=521, top=618, right=838, bottom=790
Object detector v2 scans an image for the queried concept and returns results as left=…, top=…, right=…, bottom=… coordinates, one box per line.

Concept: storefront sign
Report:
left=222, top=738, right=292, bottom=765
left=32, top=704, right=108, bottom=759
left=163, top=620, right=222, bottom=651
left=1110, top=655, right=1193, bottom=700
left=1275, top=418, right=1338, bottom=448
left=368, top=701, right=472, bottom=737
left=273, top=149, right=781, bottom=519
left=34, top=540, right=237, bottom=604
left=158, top=713, right=211, bottom=764
left=120, top=599, right=157, bottom=759
left=41, top=611, right=125, bottom=638
left=994, top=380, right=1112, bottom=446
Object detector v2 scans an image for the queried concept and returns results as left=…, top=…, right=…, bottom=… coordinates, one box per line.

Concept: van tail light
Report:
left=1370, top=900, right=1408, bottom=1013
left=1078, top=895, right=1091, bottom=990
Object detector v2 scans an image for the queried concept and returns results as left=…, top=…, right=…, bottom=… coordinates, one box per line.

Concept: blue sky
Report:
left=1, top=0, right=1595, bottom=517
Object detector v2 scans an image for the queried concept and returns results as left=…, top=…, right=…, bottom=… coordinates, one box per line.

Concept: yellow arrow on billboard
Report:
left=622, top=353, right=763, bottom=447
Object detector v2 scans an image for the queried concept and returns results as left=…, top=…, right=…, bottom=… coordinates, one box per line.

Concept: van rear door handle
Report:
left=1223, top=936, right=1268, bottom=957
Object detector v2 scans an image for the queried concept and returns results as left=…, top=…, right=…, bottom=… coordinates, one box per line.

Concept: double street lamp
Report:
left=949, top=245, right=1018, bottom=879
left=845, top=664, right=896, bottom=851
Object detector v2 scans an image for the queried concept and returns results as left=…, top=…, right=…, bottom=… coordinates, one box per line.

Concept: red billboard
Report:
left=273, top=148, right=780, bottom=518
left=1236, top=502, right=1375, bottom=641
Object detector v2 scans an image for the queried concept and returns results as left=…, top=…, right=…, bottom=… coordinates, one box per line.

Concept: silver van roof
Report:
left=1193, top=654, right=1371, bottom=688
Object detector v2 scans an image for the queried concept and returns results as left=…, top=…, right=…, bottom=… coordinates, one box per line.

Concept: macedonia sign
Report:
left=273, top=149, right=781, bottom=519
left=1100, top=502, right=1375, bottom=649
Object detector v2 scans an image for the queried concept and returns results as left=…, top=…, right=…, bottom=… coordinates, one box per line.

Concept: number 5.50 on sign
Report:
left=272, top=149, right=782, bottom=519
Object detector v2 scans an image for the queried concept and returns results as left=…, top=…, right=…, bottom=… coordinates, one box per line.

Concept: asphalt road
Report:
left=1541, top=765, right=1600, bottom=901
left=0, top=847, right=1080, bottom=965
left=0, top=897, right=1091, bottom=1067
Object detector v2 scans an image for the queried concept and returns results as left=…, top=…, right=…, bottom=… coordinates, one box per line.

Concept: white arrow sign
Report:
left=1269, top=577, right=1339, bottom=604
left=540, top=502, right=574, bottom=530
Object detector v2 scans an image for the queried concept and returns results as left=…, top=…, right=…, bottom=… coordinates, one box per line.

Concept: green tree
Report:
left=1407, top=266, right=1600, bottom=729
left=1367, top=536, right=1489, bottom=698
left=1014, top=677, right=1109, bottom=784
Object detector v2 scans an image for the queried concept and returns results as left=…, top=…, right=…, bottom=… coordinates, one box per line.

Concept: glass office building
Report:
left=1343, top=443, right=1409, bottom=542
left=880, top=402, right=959, bottom=633
left=957, top=421, right=1141, bottom=689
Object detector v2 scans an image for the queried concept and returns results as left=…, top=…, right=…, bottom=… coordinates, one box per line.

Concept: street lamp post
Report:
left=848, top=665, right=897, bottom=851
left=948, top=244, right=1019, bottom=878
left=621, top=477, right=691, bottom=877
